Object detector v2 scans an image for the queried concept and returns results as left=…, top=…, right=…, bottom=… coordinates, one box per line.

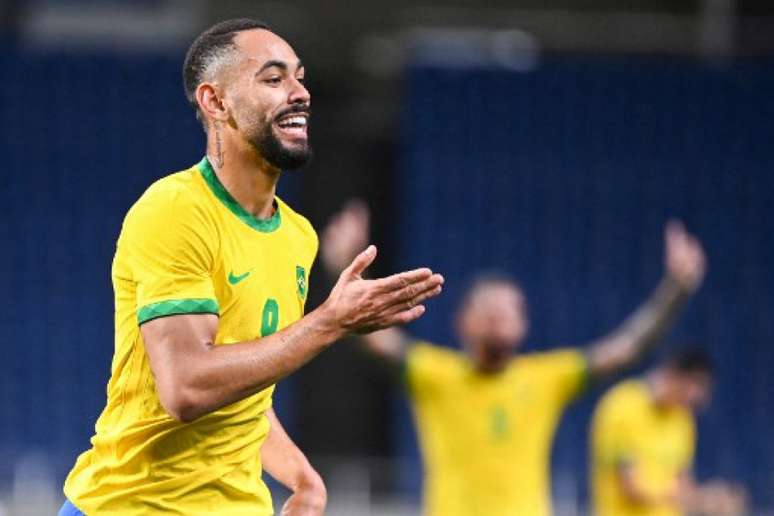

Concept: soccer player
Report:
left=321, top=201, right=706, bottom=516
left=591, top=349, right=746, bottom=516
left=59, top=19, right=444, bottom=516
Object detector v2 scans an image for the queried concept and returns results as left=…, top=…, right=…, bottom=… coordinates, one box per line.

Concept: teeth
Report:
left=278, top=115, right=307, bottom=128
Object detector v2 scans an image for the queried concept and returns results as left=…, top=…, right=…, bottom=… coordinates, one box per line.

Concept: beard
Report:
left=246, top=108, right=312, bottom=171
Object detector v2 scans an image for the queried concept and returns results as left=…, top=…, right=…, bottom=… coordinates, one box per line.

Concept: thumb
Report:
left=344, top=245, right=377, bottom=278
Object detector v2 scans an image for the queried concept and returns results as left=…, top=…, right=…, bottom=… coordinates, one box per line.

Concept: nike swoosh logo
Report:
left=228, top=270, right=251, bottom=285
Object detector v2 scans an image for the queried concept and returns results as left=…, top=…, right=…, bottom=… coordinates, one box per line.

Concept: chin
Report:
left=480, top=360, right=509, bottom=374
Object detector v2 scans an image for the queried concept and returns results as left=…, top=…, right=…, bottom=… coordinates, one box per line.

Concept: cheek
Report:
left=230, top=92, right=273, bottom=125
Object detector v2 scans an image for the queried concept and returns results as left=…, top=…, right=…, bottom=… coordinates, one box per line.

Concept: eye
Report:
left=296, top=76, right=306, bottom=85
left=264, top=76, right=282, bottom=85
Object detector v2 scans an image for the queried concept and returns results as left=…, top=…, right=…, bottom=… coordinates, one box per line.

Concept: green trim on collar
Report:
left=137, top=298, right=219, bottom=324
left=198, top=156, right=281, bottom=233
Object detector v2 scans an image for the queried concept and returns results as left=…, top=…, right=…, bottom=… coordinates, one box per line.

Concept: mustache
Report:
left=274, top=104, right=311, bottom=120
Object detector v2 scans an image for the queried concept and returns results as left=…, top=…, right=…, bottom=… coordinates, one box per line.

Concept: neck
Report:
left=207, top=124, right=281, bottom=220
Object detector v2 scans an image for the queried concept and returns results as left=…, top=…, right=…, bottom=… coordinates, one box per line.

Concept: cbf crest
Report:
left=296, top=265, right=307, bottom=300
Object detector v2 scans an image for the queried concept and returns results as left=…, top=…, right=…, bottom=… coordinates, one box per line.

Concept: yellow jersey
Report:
left=591, top=379, right=695, bottom=516
left=64, top=157, right=318, bottom=515
left=405, top=343, right=588, bottom=516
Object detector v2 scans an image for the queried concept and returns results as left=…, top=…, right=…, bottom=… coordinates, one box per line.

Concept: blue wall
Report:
left=396, top=56, right=774, bottom=510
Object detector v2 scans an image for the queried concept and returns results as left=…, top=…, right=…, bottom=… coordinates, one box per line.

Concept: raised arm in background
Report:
left=585, top=220, right=706, bottom=380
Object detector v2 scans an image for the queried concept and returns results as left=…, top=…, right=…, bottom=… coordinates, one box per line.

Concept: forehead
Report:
left=233, top=29, right=300, bottom=68
left=467, top=282, right=525, bottom=310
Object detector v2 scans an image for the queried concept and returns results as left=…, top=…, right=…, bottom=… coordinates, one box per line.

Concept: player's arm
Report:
left=261, top=408, right=326, bottom=515
left=585, top=221, right=706, bottom=379
left=320, top=199, right=418, bottom=364
left=142, top=245, right=444, bottom=422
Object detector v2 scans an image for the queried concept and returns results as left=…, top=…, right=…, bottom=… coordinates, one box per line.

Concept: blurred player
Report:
left=58, top=19, right=443, bottom=516
left=321, top=200, right=705, bottom=516
left=591, top=348, right=747, bottom=516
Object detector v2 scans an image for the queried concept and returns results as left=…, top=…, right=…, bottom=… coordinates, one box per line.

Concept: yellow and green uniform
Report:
left=591, top=379, right=695, bottom=516
left=63, top=157, right=318, bottom=515
left=405, top=343, right=588, bottom=516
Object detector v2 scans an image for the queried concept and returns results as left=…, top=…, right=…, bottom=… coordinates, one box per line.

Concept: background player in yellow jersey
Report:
left=321, top=201, right=706, bottom=516
left=591, top=348, right=747, bottom=516
left=59, top=19, right=444, bottom=516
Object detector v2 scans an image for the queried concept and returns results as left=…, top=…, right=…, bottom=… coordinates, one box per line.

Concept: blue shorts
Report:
left=58, top=500, right=85, bottom=516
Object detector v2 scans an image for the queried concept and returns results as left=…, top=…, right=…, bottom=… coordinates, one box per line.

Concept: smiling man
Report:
left=59, top=19, right=443, bottom=516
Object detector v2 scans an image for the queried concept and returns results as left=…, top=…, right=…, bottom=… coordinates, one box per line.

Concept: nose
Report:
left=289, top=77, right=310, bottom=106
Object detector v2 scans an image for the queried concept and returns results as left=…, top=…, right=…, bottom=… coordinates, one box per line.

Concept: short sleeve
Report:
left=120, top=184, right=219, bottom=324
left=534, top=348, right=589, bottom=405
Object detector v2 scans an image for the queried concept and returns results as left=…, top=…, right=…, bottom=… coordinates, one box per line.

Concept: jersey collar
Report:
left=197, top=156, right=281, bottom=233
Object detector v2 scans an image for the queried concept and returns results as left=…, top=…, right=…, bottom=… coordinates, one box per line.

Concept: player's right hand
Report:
left=664, top=220, right=706, bottom=293
left=322, top=245, right=444, bottom=335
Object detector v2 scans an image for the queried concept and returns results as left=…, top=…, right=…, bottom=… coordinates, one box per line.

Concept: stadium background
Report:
left=0, top=1, right=772, bottom=514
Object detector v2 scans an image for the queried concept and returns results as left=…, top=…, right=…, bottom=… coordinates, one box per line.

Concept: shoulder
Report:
left=410, top=341, right=463, bottom=362
left=120, top=166, right=216, bottom=251
left=516, top=347, right=586, bottom=373
left=407, top=342, right=466, bottom=377
left=404, top=342, right=466, bottom=398
left=598, top=379, right=648, bottom=416
left=126, top=167, right=208, bottom=224
left=277, top=197, right=318, bottom=245
left=674, top=406, right=696, bottom=435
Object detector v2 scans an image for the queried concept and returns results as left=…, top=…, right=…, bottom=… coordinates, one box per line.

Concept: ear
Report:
left=196, top=82, right=229, bottom=123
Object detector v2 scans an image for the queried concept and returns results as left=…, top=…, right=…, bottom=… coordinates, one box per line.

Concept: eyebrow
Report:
left=256, top=59, right=304, bottom=74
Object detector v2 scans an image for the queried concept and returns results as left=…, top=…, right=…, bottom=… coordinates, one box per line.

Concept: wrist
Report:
left=662, top=274, right=693, bottom=297
left=308, top=302, right=347, bottom=345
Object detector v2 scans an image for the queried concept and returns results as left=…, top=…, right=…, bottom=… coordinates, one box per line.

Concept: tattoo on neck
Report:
left=215, top=123, right=224, bottom=168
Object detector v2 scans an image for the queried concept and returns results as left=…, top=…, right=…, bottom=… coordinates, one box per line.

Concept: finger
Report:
left=383, top=283, right=444, bottom=316
left=345, top=245, right=377, bottom=278
left=375, top=274, right=443, bottom=313
left=665, top=219, right=689, bottom=253
left=383, top=274, right=444, bottom=310
left=372, top=268, right=434, bottom=293
left=384, top=304, right=427, bottom=327
left=410, top=283, right=443, bottom=306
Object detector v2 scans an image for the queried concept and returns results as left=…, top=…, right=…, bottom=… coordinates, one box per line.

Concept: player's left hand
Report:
left=664, top=220, right=706, bottom=293
left=280, top=471, right=327, bottom=516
